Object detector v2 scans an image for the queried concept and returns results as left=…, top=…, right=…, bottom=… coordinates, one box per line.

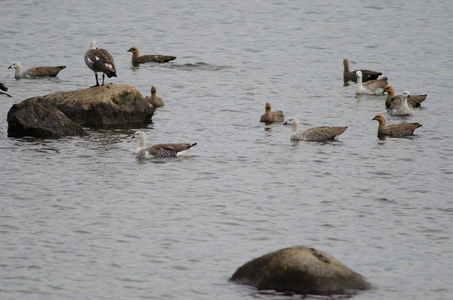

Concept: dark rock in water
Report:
left=230, top=246, right=372, bottom=296
left=7, top=84, right=155, bottom=138
left=7, top=97, right=87, bottom=138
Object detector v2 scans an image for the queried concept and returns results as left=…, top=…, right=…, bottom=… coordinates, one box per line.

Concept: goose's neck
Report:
left=291, top=121, right=300, bottom=133
left=356, top=75, right=363, bottom=88
left=378, top=119, right=386, bottom=131
left=401, top=96, right=408, bottom=107
left=132, top=51, right=139, bottom=59
left=135, top=137, right=146, bottom=153
left=343, top=60, right=350, bottom=73
left=14, top=65, right=22, bottom=78
left=264, top=107, right=272, bottom=116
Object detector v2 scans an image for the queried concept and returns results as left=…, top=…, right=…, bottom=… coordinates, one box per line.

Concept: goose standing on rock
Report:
left=145, top=86, right=165, bottom=107
left=372, top=114, right=421, bottom=137
left=260, top=102, right=285, bottom=123
left=132, top=131, right=197, bottom=158
left=127, top=47, right=176, bottom=64
left=8, top=61, right=66, bottom=79
left=384, top=85, right=427, bottom=108
left=283, top=117, right=347, bottom=141
left=84, top=41, right=117, bottom=87
left=390, top=91, right=414, bottom=116
left=343, top=58, right=382, bottom=83
left=0, top=83, right=11, bottom=97
left=355, top=70, right=388, bottom=95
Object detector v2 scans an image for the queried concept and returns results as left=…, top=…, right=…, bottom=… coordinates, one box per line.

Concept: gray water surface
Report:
left=1, top=1, right=453, bottom=299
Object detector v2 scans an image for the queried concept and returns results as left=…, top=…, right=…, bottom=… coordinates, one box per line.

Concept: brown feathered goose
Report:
left=343, top=59, right=382, bottom=83
left=259, top=102, right=285, bottom=123
left=0, top=83, right=11, bottom=97
left=145, top=86, right=165, bottom=107
left=8, top=61, right=66, bottom=79
left=127, top=47, right=176, bottom=64
left=84, top=41, right=117, bottom=87
left=132, top=131, right=197, bottom=158
left=283, top=117, right=347, bottom=141
left=372, top=114, right=421, bottom=137
left=355, top=71, right=388, bottom=94
left=384, top=85, right=427, bottom=108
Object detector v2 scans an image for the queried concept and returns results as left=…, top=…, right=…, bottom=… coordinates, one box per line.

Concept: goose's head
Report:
left=384, top=85, right=394, bottom=94
left=265, top=102, right=272, bottom=110
left=403, top=90, right=411, bottom=98
left=127, top=47, right=139, bottom=54
left=283, top=117, right=299, bottom=126
left=372, top=114, right=386, bottom=124
left=151, top=86, right=157, bottom=93
left=132, top=131, right=146, bottom=141
left=8, top=61, right=21, bottom=70
left=356, top=70, right=363, bottom=78
left=89, top=41, right=98, bottom=49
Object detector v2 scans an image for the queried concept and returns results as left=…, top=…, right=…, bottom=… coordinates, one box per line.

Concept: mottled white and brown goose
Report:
left=260, top=102, right=285, bottom=123
left=84, top=41, right=117, bottom=87
left=355, top=71, right=388, bottom=94
left=390, top=91, right=414, bottom=116
left=132, top=131, right=197, bottom=158
left=343, top=59, right=382, bottom=83
left=127, top=47, right=176, bottom=64
left=283, top=117, right=347, bottom=141
left=384, top=85, right=427, bottom=108
left=372, top=114, right=421, bottom=137
left=8, top=61, right=66, bottom=79
left=145, top=86, right=165, bottom=107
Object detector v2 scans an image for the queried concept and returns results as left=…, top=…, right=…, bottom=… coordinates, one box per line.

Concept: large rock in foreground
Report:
left=230, top=246, right=372, bottom=295
left=7, top=84, right=155, bottom=138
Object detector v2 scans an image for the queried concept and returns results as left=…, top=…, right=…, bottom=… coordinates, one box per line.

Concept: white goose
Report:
left=132, top=131, right=197, bottom=158
left=390, top=91, right=414, bottom=116
left=355, top=70, right=388, bottom=95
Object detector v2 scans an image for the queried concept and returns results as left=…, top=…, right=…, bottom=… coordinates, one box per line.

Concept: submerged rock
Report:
left=7, top=84, right=155, bottom=138
left=230, top=246, right=372, bottom=296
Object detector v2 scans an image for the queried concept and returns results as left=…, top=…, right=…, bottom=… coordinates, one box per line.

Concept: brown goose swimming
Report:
left=84, top=41, right=117, bottom=87
left=132, top=131, right=197, bottom=158
left=8, top=61, right=66, bottom=79
left=0, top=83, right=11, bottom=97
left=372, top=114, right=421, bottom=137
left=384, top=85, right=427, bottom=108
left=283, top=117, right=347, bottom=141
left=259, top=102, right=285, bottom=123
left=343, top=58, right=382, bottom=83
left=145, top=86, right=165, bottom=107
left=355, top=71, right=388, bottom=94
left=127, top=47, right=176, bottom=64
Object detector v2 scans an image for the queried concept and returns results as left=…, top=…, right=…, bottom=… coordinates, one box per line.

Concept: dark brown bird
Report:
left=384, top=85, right=427, bottom=108
left=127, top=47, right=176, bottom=64
left=0, top=83, right=11, bottom=97
left=259, top=102, right=285, bottom=123
left=343, top=58, right=382, bottom=83
left=8, top=62, right=65, bottom=79
left=84, top=41, right=117, bottom=87
left=372, top=114, right=422, bottom=137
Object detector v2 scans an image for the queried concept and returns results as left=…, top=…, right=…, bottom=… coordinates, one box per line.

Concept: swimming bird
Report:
left=0, top=83, right=11, bottom=97
left=84, top=41, right=117, bottom=87
left=343, top=58, right=382, bottom=83
left=390, top=91, right=414, bottom=116
left=127, top=47, right=176, bottom=64
left=145, top=86, right=165, bottom=107
left=372, top=114, right=421, bottom=137
left=355, top=71, right=388, bottom=94
left=132, top=131, right=197, bottom=158
left=260, top=102, right=285, bottom=123
left=8, top=61, right=66, bottom=79
left=384, top=85, right=427, bottom=108
left=283, top=117, right=347, bottom=141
